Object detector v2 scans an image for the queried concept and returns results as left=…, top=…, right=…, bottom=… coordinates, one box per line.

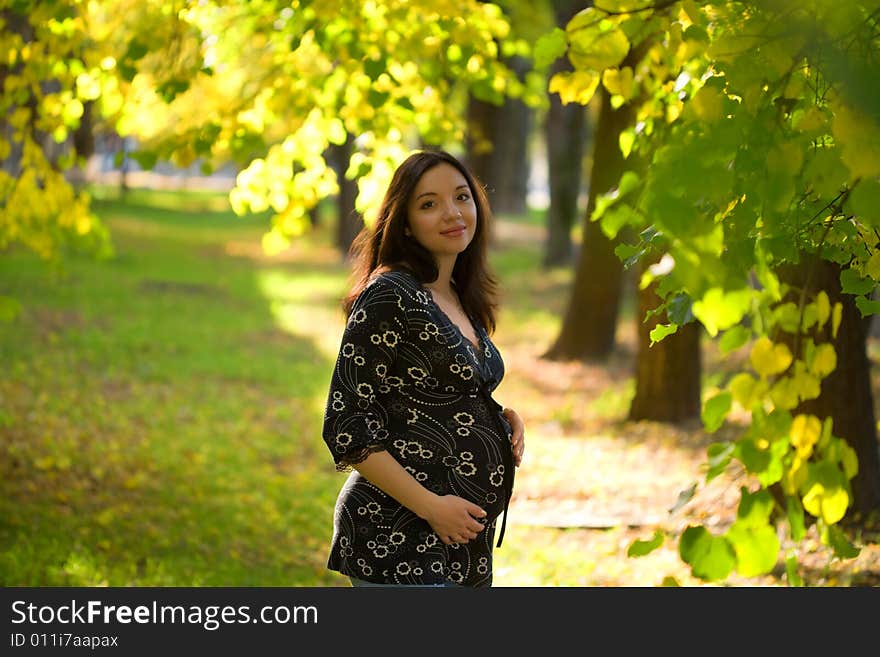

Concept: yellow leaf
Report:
left=809, top=343, right=837, bottom=377
left=681, top=0, right=703, bottom=24
left=831, top=302, right=843, bottom=338
left=262, top=228, right=291, bottom=256
left=750, top=337, right=792, bottom=377
left=833, top=102, right=880, bottom=178
left=769, top=377, right=799, bottom=410
left=841, top=443, right=859, bottom=479
left=815, top=291, right=831, bottom=329
left=729, top=372, right=756, bottom=408
left=782, top=454, right=808, bottom=495
left=790, top=414, right=821, bottom=458
left=802, top=483, right=849, bottom=524
left=794, top=368, right=821, bottom=402
left=567, top=18, right=630, bottom=71
left=866, top=251, right=880, bottom=281
left=549, top=70, right=600, bottom=105
left=602, top=66, right=634, bottom=98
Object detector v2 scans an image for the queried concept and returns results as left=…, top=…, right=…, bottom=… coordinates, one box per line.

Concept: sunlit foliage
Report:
left=544, top=0, right=880, bottom=583
left=1, top=0, right=538, bottom=268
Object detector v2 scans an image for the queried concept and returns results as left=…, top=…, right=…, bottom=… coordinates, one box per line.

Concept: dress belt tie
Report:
left=480, top=390, right=516, bottom=549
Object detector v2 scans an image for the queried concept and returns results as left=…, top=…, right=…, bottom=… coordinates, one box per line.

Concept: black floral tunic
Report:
left=321, top=269, right=515, bottom=587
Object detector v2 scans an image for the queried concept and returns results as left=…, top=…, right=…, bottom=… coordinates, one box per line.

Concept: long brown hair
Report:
left=343, top=149, right=500, bottom=333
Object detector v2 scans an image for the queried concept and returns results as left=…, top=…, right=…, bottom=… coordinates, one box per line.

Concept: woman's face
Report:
left=405, top=162, right=477, bottom=261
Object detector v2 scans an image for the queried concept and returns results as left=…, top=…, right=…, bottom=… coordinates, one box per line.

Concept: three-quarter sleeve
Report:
left=322, top=278, right=407, bottom=471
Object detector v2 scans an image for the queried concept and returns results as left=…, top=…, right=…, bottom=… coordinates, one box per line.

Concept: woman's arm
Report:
left=354, top=450, right=488, bottom=545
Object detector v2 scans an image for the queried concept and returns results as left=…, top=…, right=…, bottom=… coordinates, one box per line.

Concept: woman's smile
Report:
left=441, top=226, right=467, bottom=237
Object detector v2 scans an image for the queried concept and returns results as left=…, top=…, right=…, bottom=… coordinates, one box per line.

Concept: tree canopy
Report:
left=1, top=0, right=545, bottom=270
left=545, top=0, right=880, bottom=583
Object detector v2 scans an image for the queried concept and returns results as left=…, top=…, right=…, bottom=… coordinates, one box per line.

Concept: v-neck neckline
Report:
left=424, top=286, right=483, bottom=356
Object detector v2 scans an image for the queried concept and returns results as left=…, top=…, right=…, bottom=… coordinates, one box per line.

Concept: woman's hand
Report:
left=502, top=407, right=526, bottom=467
left=422, top=494, right=487, bottom=545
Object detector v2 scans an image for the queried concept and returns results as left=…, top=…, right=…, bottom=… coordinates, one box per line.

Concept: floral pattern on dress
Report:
left=322, top=270, right=514, bottom=587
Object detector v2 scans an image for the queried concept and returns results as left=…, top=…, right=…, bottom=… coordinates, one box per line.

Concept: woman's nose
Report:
left=442, top=200, right=462, bottom=219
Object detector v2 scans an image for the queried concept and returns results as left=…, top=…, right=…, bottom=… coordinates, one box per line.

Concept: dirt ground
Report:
left=498, top=319, right=880, bottom=588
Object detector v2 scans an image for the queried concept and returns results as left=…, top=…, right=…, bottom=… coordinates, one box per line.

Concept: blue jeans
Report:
left=349, top=576, right=461, bottom=588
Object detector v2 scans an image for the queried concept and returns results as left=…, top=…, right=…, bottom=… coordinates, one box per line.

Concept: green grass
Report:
left=4, top=189, right=608, bottom=587
left=0, top=190, right=349, bottom=585
left=1, top=188, right=727, bottom=588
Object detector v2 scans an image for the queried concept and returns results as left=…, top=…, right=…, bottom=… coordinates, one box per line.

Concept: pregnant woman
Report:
left=321, top=149, right=526, bottom=587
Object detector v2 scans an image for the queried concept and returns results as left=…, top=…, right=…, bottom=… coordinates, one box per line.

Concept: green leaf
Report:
left=702, top=392, right=732, bottom=433
left=599, top=203, right=639, bottom=240
left=786, top=496, right=806, bottom=542
left=649, top=322, right=678, bottom=345
left=736, top=436, right=771, bottom=476
left=130, top=150, right=158, bottom=170
left=592, top=171, right=640, bottom=223
left=726, top=521, right=780, bottom=577
left=692, top=287, right=753, bottom=337
left=736, top=488, right=774, bottom=526
left=772, top=302, right=801, bottom=333
left=683, top=23, right=709, bottom=42
left=785, top=555, right=804, bottom=587
left=719, top=325, right=750, bottom=354
left=156, top=77, right=190, bottom=103
left=827, top=524, right=860, bottom=560
left=533, top=27, right=568, bottom=69
left=666, top=294, right=694, bottom=326
left=363, top=55, right=386, bottom=82
left=614, top=243, right=644, bottom=269
left=840, top=267, right=875, bottom=295
left=627, top=529, right=664, bottom=557
left=855, top=296, right=880, bottom=317
left=848, top=179, right=880, bottom=228
left=706, top=442, right=734, bottom=481
left=679, top=525, right=736, bottom=582
left=785, top=552, right=804, bottom=587
left=367, top=89, right=390, bottom=109
left=803, top=147, right=849, bottom=198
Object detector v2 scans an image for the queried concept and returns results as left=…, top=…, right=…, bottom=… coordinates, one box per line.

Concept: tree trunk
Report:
left=777, top=256, right=880, bottom=516
left=543, top=85, right=633, bottom=361
left=327, top=133, right=362, bottom=256
left=543, top=0, right=589, bottom=269
left=490, top=56, right=532, bottom=217
left=628, top=259, right=702, bottom=422
left=465, top=57, right=532, bottom=217
left=1, top=9, right=29, bottom=178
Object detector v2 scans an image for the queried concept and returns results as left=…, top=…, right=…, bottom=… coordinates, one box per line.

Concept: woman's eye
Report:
left=457, top=193, right=471, bottom=201
left=420, top=201, right=434, bottom=209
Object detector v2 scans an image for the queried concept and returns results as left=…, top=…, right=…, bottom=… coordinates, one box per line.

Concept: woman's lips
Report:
left=441, top=226, right=466, bottom=237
